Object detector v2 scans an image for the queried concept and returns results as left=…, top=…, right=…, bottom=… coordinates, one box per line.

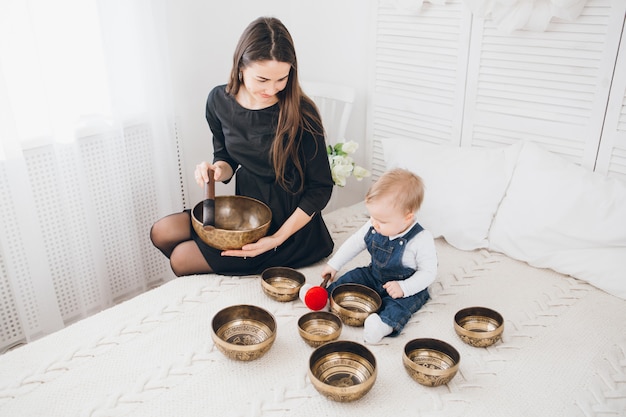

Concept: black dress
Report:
left=191, top=85, right=335, bottom=275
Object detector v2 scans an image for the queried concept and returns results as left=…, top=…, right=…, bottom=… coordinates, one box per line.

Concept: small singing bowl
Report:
left=454, top=306, right=504, bottom=348
left=211, top=304, right=277, bottom=361
left=260, top=267, right=305, bottom=302
left=403, top=338, right=460, bottom=387
left=308, top=340, right=377, bottom=402
left=298, top=311, right=343, bottom=347
left=330, top=284, right=382, bottom=327
left=191, top=196, right=272, bottom=251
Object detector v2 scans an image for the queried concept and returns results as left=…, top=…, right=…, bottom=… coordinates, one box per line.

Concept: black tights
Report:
left=150, top=212, right=213, bottom=276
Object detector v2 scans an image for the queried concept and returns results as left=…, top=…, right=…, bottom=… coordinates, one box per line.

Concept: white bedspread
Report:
left=1, top=204, right=625, bottom=417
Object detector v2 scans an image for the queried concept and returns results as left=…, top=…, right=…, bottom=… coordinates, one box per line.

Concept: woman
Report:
left=150, top=16, right=334, bottom=276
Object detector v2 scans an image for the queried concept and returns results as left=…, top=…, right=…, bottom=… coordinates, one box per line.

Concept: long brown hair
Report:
left=226, top=17, right=323, bottom=193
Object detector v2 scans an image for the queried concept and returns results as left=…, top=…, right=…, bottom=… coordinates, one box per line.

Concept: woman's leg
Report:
left=150, top=212, right=213, bottom=276
left=150, top=212, right=192, bottom=257
left=169, top=240, right=213, bottom=276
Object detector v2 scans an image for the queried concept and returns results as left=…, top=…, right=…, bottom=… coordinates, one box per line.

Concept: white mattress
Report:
left=1, top=203, right=625, bottom=417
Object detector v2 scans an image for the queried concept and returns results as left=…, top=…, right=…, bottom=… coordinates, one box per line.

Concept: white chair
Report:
left=301, top=81, right=355, bottom=144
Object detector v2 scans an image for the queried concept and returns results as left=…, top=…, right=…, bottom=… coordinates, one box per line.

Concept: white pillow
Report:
left=489, top=140, right=626, bottom=299
left=382, top=138, right=521, bottom=250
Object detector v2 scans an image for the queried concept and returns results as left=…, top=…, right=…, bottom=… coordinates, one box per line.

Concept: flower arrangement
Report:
left=327, top=140, right=370, bottom=187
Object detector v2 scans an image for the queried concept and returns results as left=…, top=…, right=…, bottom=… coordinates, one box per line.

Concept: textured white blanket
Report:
left=0, top=204, right=625, bottom=417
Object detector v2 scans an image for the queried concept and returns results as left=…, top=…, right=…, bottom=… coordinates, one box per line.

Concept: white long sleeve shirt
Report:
left=327, top=220, right=438, bottom=297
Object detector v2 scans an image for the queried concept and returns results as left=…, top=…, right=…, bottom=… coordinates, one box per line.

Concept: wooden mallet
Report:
left=202, top=168, right=215, bottom=228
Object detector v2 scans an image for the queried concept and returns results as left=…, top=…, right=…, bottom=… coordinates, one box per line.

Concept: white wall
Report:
left=166, top=0, right=373, bottom=209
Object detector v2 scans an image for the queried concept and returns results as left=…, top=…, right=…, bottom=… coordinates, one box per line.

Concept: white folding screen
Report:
left=369, top=0, right=626, bottom=181
left=462, top=0, right=625, bottom=169
left=371, top=0, right=470, bottom=143
left=596, top=25, right=626, bottom=180
left=370, top=0, right=472, bottom=179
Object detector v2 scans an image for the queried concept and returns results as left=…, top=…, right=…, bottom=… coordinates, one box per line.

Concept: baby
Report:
left=322, top=168, right=437, bottom=344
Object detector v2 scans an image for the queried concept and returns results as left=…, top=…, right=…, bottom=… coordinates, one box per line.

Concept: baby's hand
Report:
left=383, top=281, right=404, bottom=299
left=321, top=265, right=337, bottom=284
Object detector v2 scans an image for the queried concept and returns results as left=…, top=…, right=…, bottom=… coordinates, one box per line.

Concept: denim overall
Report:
left=327, top=222, right=430, bottom=335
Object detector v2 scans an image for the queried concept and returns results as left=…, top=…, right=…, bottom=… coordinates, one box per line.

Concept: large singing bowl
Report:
left=330, top=284, right=382, bottom=327
left=308, top=340, right=377, bottom=402
left=454, top=306, right=504, bottom=348
left=191, top=196, right=272, bottom=250
left=211, top=304, right=277, bottom=361
left=403, top=338, right=460, bottom=387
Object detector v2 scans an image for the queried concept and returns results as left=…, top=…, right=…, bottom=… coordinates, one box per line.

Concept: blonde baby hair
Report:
left=365, top=168, right=425, bottom=214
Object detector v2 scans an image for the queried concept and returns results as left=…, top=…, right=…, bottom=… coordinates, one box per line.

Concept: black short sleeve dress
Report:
left=191, top=85, right=335, bottom=275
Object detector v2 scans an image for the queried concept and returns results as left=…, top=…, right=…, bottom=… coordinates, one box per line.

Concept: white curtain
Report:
left=0, top=0, right=181, bottom=352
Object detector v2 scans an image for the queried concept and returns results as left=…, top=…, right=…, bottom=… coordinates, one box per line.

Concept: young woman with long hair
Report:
left=150, top=16, right=334, bottom=276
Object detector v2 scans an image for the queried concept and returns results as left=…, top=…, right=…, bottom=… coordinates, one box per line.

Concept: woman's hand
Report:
left=194, top=161, right=233, bottom=186
left=383, top=281, right=404, bottom=299
left=220, top=235, right=282, bottom=258
left=221, top=207, right=313, bottom=258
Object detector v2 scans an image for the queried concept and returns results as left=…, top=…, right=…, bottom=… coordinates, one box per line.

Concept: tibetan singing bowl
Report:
left=298, top=311, right=343, bottom=348
left=211, top=304, right=276, bottom=361
left=454, top=306, right=504, bottom=347
left=330, top=284, right=382, bottom=327
left=261, top=267, right=305, bottom=302
left=308, top=340, right=377, bottom=402
left=191, top=196, right=271, bottom=250
left=403, top=338, right=460, bottom=387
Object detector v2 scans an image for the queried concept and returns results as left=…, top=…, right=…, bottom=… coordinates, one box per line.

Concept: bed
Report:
left=0, top=139, right=625, bottom=417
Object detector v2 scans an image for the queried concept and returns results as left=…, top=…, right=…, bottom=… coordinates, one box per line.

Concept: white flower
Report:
left=327, top=140, right=370, bottom=187
left=341, top=140, right=359, bottom=154
left=330, top=157, right=353, bottom=187
left=352, top=165, right=370, bottom=181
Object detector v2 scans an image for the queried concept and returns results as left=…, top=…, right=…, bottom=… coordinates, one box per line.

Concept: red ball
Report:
left=304, top=286, right=328, bottom=311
